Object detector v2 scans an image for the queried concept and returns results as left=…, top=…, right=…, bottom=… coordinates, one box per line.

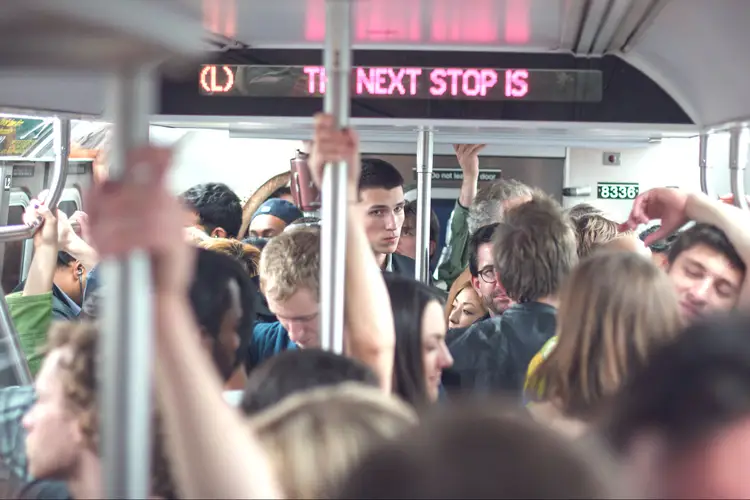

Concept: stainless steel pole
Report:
left=728, top=127, right=748, bottom=210
left=100, top=67, right=154, bottom=500
left=698, top=133, right=711, bottom=196
left=319, top=0, right=351, bottom=354
left=415, top=130, right=434, bottom=283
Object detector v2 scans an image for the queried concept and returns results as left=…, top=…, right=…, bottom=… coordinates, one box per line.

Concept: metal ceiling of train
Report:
left=1, top=0, right=749, bottom=141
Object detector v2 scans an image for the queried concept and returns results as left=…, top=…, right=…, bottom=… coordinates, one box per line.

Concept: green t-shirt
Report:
left=6, top=292, right=53, bottom=377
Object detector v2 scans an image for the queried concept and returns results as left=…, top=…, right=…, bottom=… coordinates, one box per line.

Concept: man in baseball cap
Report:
left=248, top=199, right=303, bottom=239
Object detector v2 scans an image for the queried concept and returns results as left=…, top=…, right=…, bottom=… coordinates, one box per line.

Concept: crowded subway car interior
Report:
left=1, top=0, right=750, bottom=498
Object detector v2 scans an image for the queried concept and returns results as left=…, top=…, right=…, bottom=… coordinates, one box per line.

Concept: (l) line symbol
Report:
left=200, top=65, right=235, bottom=93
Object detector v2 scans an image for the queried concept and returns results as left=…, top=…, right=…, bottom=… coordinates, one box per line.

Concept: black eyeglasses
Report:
left=478, top=267, right=496, bottom=284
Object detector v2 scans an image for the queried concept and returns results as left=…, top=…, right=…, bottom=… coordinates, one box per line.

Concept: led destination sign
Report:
left=199, top=65, right=602, bottom=102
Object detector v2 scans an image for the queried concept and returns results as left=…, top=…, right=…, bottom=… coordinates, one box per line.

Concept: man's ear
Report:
left=211, top=227, right=227, bottom=239
left=429, top=241, right=437, bottom=258
left=73, top=263, right=84, bottom=282
left=471, top=276, right=482, bottom=294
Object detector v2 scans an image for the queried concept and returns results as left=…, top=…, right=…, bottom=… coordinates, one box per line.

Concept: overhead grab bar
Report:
left=415, top=130, right=434, bottom=284
left=0, top=118, right=70, bottom=242
left=728, top=127, right=749, bottom=210
left=698, top=133, right=711, bottom=196
left=319, top=0, right=352, bottom=355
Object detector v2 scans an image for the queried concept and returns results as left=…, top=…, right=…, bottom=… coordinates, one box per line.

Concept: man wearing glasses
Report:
left=468, top=223, right=513, bottom=318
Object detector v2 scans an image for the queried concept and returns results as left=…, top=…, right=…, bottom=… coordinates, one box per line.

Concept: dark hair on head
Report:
left=57, top=251, right=76, bottom=269
left=494, top=195, right=577, bottom=302
left=667, top=223, right=745, bottom=273
left=403, top=200, right=441, bottom=245
left=358, top=158, right=404, bottom=193
left=190, top=248, right=259, bottom=379
left=240, top=349, right=379, bottom=415
left=468, top=223, right=500, bottom=277
left=180, top=182, right=242, bottom=238
left=603, top=314, right=750, bottom=457
left=269, top=186, right=292, bottom=200
left=383, top=273, right=444, bottom=409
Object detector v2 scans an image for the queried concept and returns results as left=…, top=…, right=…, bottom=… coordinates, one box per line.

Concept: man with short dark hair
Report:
left=467, top=223, right=512, bottom=317
left=181, top=182, right=243, bottom=239
left=357, top=158, right=416, bottom=278
left=622, top=188, right=748, bottom=321
left=445, top=195, right=577, bottom=395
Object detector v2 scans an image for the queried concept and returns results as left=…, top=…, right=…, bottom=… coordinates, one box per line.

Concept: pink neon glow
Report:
left=504, top=69, right=529, bottom=97
left=200, top=65, right=234, bottom=93
left=504, top=0, right=530, bottom=44
left=301, top=66, right=529, bottom=98
left=304, top=0, right=325, bottom=41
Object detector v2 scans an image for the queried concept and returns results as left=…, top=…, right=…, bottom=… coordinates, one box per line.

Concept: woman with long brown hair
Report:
left=526, top=251, right=683, bottom=437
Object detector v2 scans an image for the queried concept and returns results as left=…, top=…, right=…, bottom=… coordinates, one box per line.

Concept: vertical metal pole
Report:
left=729, top=127, right=749, bottom=210
left=100, top=67, right=154, bottom=500
left=698, top=133, right=711, bottom=196
left=0, top=165, right=12, bottom=277
left=415, top=130, right=434, bottom=283
left=319, top=0, right=351, bottom=354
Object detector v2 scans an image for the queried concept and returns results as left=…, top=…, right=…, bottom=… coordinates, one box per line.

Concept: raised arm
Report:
left=685, top=192, right=750, bottom=307
left=22, top=196, right=58, bottom=297
left=308, top=114, right=396, bottom=393
left=87, top=147, right=281, bottom=500
left=623, top=187, right=750, bottom=307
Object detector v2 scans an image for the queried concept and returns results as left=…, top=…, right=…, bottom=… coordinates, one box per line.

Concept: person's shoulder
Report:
left=391, top=253, right=416, bottom=271
left=253, top=321, right=286, bottom=340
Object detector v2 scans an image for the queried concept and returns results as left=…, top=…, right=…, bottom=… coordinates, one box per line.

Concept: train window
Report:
left=1, top=204, right=26, bottom=293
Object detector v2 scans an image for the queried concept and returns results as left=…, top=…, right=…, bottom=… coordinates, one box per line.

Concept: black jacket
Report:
left=443, top=302, right=557, bottom=397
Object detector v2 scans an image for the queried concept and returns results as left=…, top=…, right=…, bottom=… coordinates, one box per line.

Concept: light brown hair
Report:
left=532, top=251, right=683, bottom=419
left=259, top=226, right=320, bottom=302
left=493, top=195, right=577, bottom=302
left=574, top=214, right=620, bottom=259
left=250, top=383, right=416, bottom=499
left=200, top=237, right=261, bottom=278
left=42, top=322, right=178, bottom=498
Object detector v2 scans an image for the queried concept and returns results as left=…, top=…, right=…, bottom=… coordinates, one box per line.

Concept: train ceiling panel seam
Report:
left=575, top=0, right=611, bottom=54
left=606, top=0, right=661, bottom=52
left=590, top=0, right=635, bottom=55
left=559, top=0, right=588, bottom=51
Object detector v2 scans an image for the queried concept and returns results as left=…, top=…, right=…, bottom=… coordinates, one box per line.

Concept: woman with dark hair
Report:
left=383, top=273, right=453, bottom=408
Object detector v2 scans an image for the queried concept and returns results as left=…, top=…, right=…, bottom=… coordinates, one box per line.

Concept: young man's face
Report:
left=23, top=349, right=89, bottom=480
left=668, top=243, right=743, bottom=322
left=266, top=286, right=320, bottom=349
left=359, top=187, right=405, bottom=255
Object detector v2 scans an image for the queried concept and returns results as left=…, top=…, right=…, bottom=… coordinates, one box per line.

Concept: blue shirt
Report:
left=248, top=321, right=298, bottom=369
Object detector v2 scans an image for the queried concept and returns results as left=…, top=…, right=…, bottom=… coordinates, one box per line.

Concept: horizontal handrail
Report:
left=0, top=118, right=70, bottom=242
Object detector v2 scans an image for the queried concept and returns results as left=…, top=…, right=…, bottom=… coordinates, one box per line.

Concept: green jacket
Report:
left=433, top=201, right=471, bottom=289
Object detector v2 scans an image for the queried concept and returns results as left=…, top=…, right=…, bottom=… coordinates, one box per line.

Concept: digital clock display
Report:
left=198, top=65, right=603, bottom=103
